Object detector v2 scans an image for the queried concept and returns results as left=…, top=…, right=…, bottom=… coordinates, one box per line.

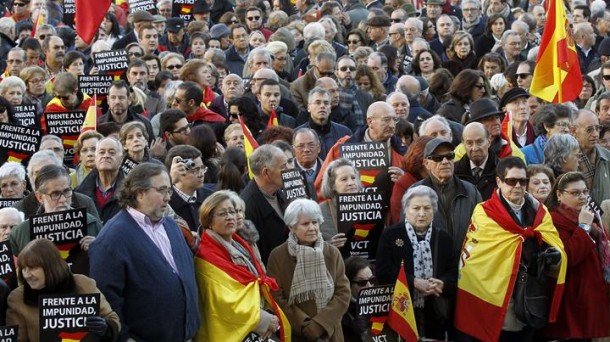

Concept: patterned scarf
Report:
left=578, top=146, right=597, bottom=189
left=287, top=231, right=334, bottom=312
left=404, top=221, right=433, bottom=308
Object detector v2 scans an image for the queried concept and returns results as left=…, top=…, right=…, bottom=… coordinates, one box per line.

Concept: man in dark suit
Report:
left=208, top=74, right=244, bottom=120
left=240, top=144, right=289, bottom=263
left=112, top=10, right=155, bottom=50
left=430, top=14, right=454, bottom=61
left=292, top=128, right=324, bottom=201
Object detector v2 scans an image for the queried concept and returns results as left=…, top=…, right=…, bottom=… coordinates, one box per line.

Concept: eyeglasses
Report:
left=294, top=142, right=318, bottom=151
left=462, top=7, right=479, bottom=11
left=128, top=52, right=143, bottom=57
left=583, top=125, right=602, bottom=134
left=562, top=189, right=589, bottom=197
left=602, top=75, right=610, bottom=81
left=516, top=73, right=531, bottom=79
left=172, top=122, right=192, bottom=134
left=13, top=2, right=26, bottom=6
left=391, top=18, right=402, bottom=23
left=230, top=19, right=239, bottom=24
left=316, top=67, right=335, bottom=77
left=501, top=177, right=529, bottom=186
left=389, top=32, right=400, bottom=35
left=214, top=209, right=237, bottom=218
left=166, top=64, right=183, bottom=70
left=339, top=66, right=356, bottom=72
left=44, top=188, right=73, bottom=201
left=353, top=277, right=376, bottom=287
left=555, top=121, right=572, bottom=128
left=347, top=40, right=361, bottom=45
left=188, top=166, right=208, bottom=174
left=29, top=78, right=45, bottom=85
left=151, top=186, right=173, bottom=197
left=427, top=152, right=455, bottom=162
left=247, top=16, right=261, bottom=21
left=474, top=83, right=485, bottom=89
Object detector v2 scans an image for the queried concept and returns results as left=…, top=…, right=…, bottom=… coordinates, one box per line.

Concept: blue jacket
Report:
left=296, top=119, right=353, bottom=159
left=89, top=210, right=200, bottom=342
left=521, top=135, right=545, bottom=165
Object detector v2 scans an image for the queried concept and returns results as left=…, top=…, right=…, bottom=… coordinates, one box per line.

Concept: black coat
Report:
left=169, top=187, right=214, bottom=232
left=75, top=170, right=125, bottom=225
left=454, top=152, right=498, bottom=201
left=98, top=108, right=155, bottom=143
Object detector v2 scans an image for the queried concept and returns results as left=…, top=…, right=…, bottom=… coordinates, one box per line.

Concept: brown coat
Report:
left=7, top=274, right=120, bottom=342
left=290, top=68, right=317, bottom=111
left=267, top=241, right=350, bottom=342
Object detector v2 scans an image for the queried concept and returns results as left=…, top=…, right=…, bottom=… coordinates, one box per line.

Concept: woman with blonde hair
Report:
left=180, top=59, right=218, bottom=106
left=161, top=52, right=186, bottom=80
left=443, top=31, right=478, bottom=76
left=355, top=64, right=386, bottom=101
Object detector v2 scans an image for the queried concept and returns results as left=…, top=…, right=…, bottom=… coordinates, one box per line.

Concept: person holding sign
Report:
left=44, top=72, right=94, bottom=114
left=376, top=185, right=458, bottom=340
left=267, top=198, right=350, bottom=341
left=7, top=239, right=120, bottom=342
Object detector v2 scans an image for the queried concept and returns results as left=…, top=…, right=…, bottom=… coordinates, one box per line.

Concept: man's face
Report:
left=505, top=97, right=529, bottom=123
left=366, top=107, right=397, bottom=141
left=404, top=20, right=421, bottom=43
left=533, top=6, right=546, bottom=27
left=54, top=88, right=78, bottom=109
left=36, top=28, right=53, bottom=46
left=258, top=84, right=281, bottom=114
left=40, top=139, right=65, bottom=162
left=36, top=176, right=72, bottom=213
left=598, top=98, right=610, bottom=123
left=167, top=118, right=191, bottom=144
left=127, top=65, right=149, bottom=90
left=462, top=3, right=480, bottom=23
left=389, top=26, right=404, bottom=47
left=391, top=10, right=405, bottom=23
left=293, top=131, right=320, bottom=168
left=504, top=35, right=522, bottom=57
left=479, top=114, right=501, bottom=138
left=463, top=126, right=490, bottom=165
left=308, top=92, right=331, bottom=125
left=232, top=28, right=249, bottom=50
left=168, top=29, right=185, bottom=45
left=573, top=8, right=587, bottom=23
left=574, top=111, right=600, bottom=152
left=158, top=3, right=172, bottom=17
left=423, top=119, right=452, bottom=141
left=436, top=16, right=454, bottom=38
left=367, top=56, right=386, bottom=81
left=424, top=146, right=455, bottom=183
left=45, top=37, right=65, bottom=65
left=140, top=28, right=159, bottom=54
left=367, top=25, right=386, bottom=43
left=602, top=67, right=610, bottom=90
left=95, top=139, right=122, bottom=172
left=153, top=22, right=166, bottom=34
left=0, top=210, right=21, bottom=241
left=263, top=153, right=288, bottom=191
left=7, top=50, right=25, bottom=77
left=180, top=157, right=205, bottom=190
left=315, top=59, right=336, bottom=78
left=483, top=61, right=501, bottom=79
left=251, top=54, right=270, bottom=73
left=246, top=10, right=262, bottom=30
left=172, top=88, right=194, bottom=113
left=317, top=79, right=340, bottom=107
left=136, top=172, right=171, bottom=222
left=108, top=86, right=130, bottom=117
left=25, top=48, right=41, bottom=66
left=515, top=64, right=532, bottom=89
left=580, top=25, right=596, bottom=48
left=336, top=59, right=356, bottom=88
left=12, top=0, right=27, bottom=15
left=425, top=3, right=442, bottom=19
left=388, top=94, right=410, bottom=119
left=221, top=76, right=244, bottom=101
left=0, top=176, right=26, bottom=198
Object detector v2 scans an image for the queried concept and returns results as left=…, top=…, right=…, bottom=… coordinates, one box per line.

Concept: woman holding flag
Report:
left=376, top=185, right=457, bottom=340
left=194, top=190, right=287, bottom=341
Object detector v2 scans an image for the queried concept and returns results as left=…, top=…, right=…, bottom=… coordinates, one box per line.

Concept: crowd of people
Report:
left=0, top=0, right=609, bottom=340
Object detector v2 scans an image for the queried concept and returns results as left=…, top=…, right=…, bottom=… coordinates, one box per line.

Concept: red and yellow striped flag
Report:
left=267, top=109, right=279, bottom=128
left=529, top=0, right=582, bottom=102
left=239, top=115, right=259, bottom=179
left=370, top=315, right=387, bottom=335
left=386, top=262, right=419, bottom=342
left=80, top=94, right=97, bottom=135
left=31, top=10, right=45, bottom=38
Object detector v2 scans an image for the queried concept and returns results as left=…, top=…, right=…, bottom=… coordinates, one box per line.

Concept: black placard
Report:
left=172, top=0, right=195, bottom=22
left=93, top=50, right=129, bottom=75
left=12, top=105, right=37, bottom=127
left=31, top=208, right=87, bottom=249
left=0, top=123, right=42, bottom=164
left=62, top=0, right=75, bottom=26
left=281, top=169, right=308, bottom=202
left=39, top=294, right=100, bottom=342
left=78, top=75, right=113, bottom=96
left=339, top=142, right=388, bottom=170
left=336, top=190, right=385, bottom=259
left=120, top=156, right=139, bottom=176
left=0, top=242, right=15, bottom=284
left=129, top=0, right=157, bottom=13
left=357, top=285, right=394, bottom=316
left=43, top=111, right=86, bottom=166
left=0, top=199, right=18, bottom=209
left=0, top=325, right=18, bottom=341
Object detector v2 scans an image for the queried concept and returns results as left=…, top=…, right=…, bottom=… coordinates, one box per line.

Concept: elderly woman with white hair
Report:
left=0, top=162, right=28, bottom=199
left=267, top=198, right=350, bottom=342
left=544, top=133, right=581, bottom=178
left=266, top=41, right=291, bottom=79
left=0, top=76, right=26, bottom=106
left=376, top=185, right=458, bottom=340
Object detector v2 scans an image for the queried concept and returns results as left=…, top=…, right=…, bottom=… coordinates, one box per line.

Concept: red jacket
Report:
left=389, top=172, right=421, bottom=224
left=545, top=207, right=610, bottom=339
left=186, top=107, right=225, bottom=124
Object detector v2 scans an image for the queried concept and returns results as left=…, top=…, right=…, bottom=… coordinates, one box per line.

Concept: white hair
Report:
left=303, top=22, right=325, bottom=42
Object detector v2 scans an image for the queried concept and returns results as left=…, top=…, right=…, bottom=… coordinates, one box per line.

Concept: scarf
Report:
left=206, top=230, right=260, bottom=277
left=404, top=221, right=433, bottom=308
left=462, top=15, right=481, bottom=32
left=486, top=3, right=510, bottom=20
left=287, top=231, right=334, bottom=312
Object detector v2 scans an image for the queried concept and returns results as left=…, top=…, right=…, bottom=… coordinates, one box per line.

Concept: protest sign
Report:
left=172, top=0, right=195, bottom=22
left=129, top=0, right=157, bottom=13
left=39, top=294, right=100, bottom=342
left=281, top=169, right=308, bottom=202
left=79, top=75, right=113, bottom=97
left=0, top=123, right=42, bottom=164
left=0, top=199, right=18, bottom=209
left=358, top=285, right=394, bottom=316
left=0, top=325, right=18, bottom=342
left=43, top=111, right=86, bottom=166
left=31, top=208, right=87, bottom=259
left=12, top=105, right=37, bottom=127
left=93, top=50, right=129, bottom=75
left=62, top=0, right=75, bottom=26
left=0, top=242, right=15, bottom=284
left=120, top=156, right=139, bottom=176
left=339, top=142, right=389, bottom=188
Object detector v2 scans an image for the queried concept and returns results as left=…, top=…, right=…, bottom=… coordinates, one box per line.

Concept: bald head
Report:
left=397, top=75, right=421, bottom=98
left=253, top=68, right=278, bottom=81
left=367, top=101, right=394, bottom=118
left=462, top=122, right=490, bottom=165
left=387, top=92, right=410, bottom=119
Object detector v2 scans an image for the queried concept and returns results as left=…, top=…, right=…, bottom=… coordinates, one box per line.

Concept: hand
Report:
left=262, top=315, right=279, bottom=339
left=89, top=66, right=99, bottom=75
left=149, top=137, right=166, bottom=159
left=169, top=156, right=187, bottom=184
left=413, top=277, right=430, bottom=293
left=541, top=247, right=562, bottom=267
left=215, top=142, right=225, bottom=156
left=79, top=236, right=95, bottom=251
left=427, top=278, right=444, bottom=296
left=388, top=166, right=404, bottom=183
left=329, top=233, right=347, bottom=248
left=579, top=205, right=594, bottom=226
left=302, top=320, right=325, bottom=341
left=85, top=316, right=108, bottom=336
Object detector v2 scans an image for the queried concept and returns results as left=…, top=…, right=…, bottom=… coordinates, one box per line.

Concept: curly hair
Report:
left=355, top=64, right=386, bottom=101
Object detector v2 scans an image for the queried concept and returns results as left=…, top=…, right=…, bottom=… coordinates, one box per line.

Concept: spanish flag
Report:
left=31, top=10, right=45, bottom=38
left=386, top=262, right=418, bottom=342
left=267, top=109, right=279, bottom=128
left=195, top=232, right=291, bottom=341
left=75, top=0, right=111, bottom=45
left=239, top=115, right=259, bottom=179
left=455, top=191, right=567, bottom=342
left=81, top=94, right=97, bottom=135
left=529, top=0, right=582, bottom=102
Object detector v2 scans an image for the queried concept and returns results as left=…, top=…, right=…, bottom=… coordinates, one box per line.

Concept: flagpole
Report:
left=555, top=0, right=563, bottom=103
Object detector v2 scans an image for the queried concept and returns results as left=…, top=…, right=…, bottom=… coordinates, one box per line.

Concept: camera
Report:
left=183, top=159, right=196, bottom=170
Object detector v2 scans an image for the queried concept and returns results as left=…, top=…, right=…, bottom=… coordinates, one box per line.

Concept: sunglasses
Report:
left=391, top=18, right=402, bottom=23
left=247, top=16, right=261, bottom=21
left=339, top=66, right=356, bottom=72
left=516, top=73, right=531, bottom=79
left=39, top=34, right=47, bottom=40
left=427, top=152, right=455, bottom=162
left=167, top=64, right=183, bottom=70
left=501, top=177, right=529, bottom=186
left=602, top=75, right=610, bottom=81
left=353, top=277, right=376, bottom=287
left=56, top=94, right=72, bottom=101
left=230, top=112, right=241, bottom=119
left=13, top=2, right=26, bottom=6
left=316, top=67, right=335, bottom=77
left=230, top=19, right=239, bottom=24
left=128, top=52, right=143, bottom=57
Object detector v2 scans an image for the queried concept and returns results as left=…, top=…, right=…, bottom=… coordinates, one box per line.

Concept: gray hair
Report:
left=0, top=17, right=14, bottom=37
left=0, top=207, right=24, bottom=223
left=34, top=164, right=69, bottom=193
left=405, top=18, right=423, bottom=32
left=265, top=41, right=288, bottom=55
left=307, top=86, right=329, bottom=103
left=460, top=0, right=481, bottom=9
left=320, top=158, right=362, bottom=199
left=315, top=51, right=336, bottom=66
left=0, top=161, right=26, bottom=182
left=283, top=198, right=324, bottom=229
left=0, top=76, right=26, bottom=95
left=412, top=37, right=430, bottom=49
left=292, top=127, right=321, bottom=145
left=543, top=133, right=580, bottom=171
left=401, top=185, right=439, bottom=213
left=249, top=144, right=284, bottom=176
left=41, top=134, right=63, bottom=146
left=501, top=30, right=520, bottom=46
left=156, top=0, right=172, bottom=8
left=223, top=189, right=246, bottom=211
left=303, top=22, right=325, bottom=41
left=419, top=114, right=451, bottom=136
left=96, top=136, right=124, bottom=157
left=319, top=16, right=338, bottom=37
left=244, top=47, right=273, bottom=78
left=27, top=150, right=62, bottom=190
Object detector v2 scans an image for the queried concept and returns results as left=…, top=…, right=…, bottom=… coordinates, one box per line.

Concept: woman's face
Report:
left=333, top=165, right=359, bottom=194
left=67, top=58, right=85, bottom=77
left=470, top=77, right=486, bottom=102
left=579, top=80, right=593, bottom=100
left=492, top=18, right=506, bottom=36
left=528, top=172, right=551, bottom=202
left=557, top=180, right=588, bottom=211
left=209, top=199, right=237, bottom=241
left=79, top=137, right=99, bottom=170
left=600, top=131, right=610, bottom=150
left=102, top=17, right=113, bottom=34
left=483, top=61, right=501, bottom=79
left=290, top=214, right=320, bottom=246
left=357, top=76, right=371, bottom=91
left=127, top=47, right=144, bottom=62
left=0, top=175, right=26, bottom=198
left=273, top=51, right=287, bottom=73
left=562, top=148, right=580, bottom=172
left=23, top=266, right=45, bottom=290
left=455, top=37, right=471, bottom=59
left=347, top=34, right=363, bottom=53
left=98, top=27, right=107, bottom=41
left=197, top=66, right=214, bottom=88
left=226, top=129, right=245, bottom=150
left=418, top=51, right=434, bottom=73
left=145, top=60, right=160, bottom=81
left=350, top=266, right=374, bottom=298
left=191, top=37, right=206, bottom=57
left=249, top=33, right=265, bottom=48
left=424, top=21, right=436, bottom=40
left=405, top=195, right=434, bottom=231
left=229, top=105, right=240, bottom=124
left=0, top=106, right=8, bottom=123
left=124, top=128, right=146, bottom=154
left=27, top=74, right=46, bottom=96
left=165, top=57, right=183, bottom=79
left=548, top=118, right=572, bottom=136
left=290, top=29, right=303, bottom=45
left=235, top=205, right=245, bottom=230
left=4, top=86, right=23, bottom=106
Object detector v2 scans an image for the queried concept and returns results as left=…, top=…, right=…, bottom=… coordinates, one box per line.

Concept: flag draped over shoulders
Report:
left=455, top=191, right=567, bottom=342
left=195, top=232, right=290, bottom=341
